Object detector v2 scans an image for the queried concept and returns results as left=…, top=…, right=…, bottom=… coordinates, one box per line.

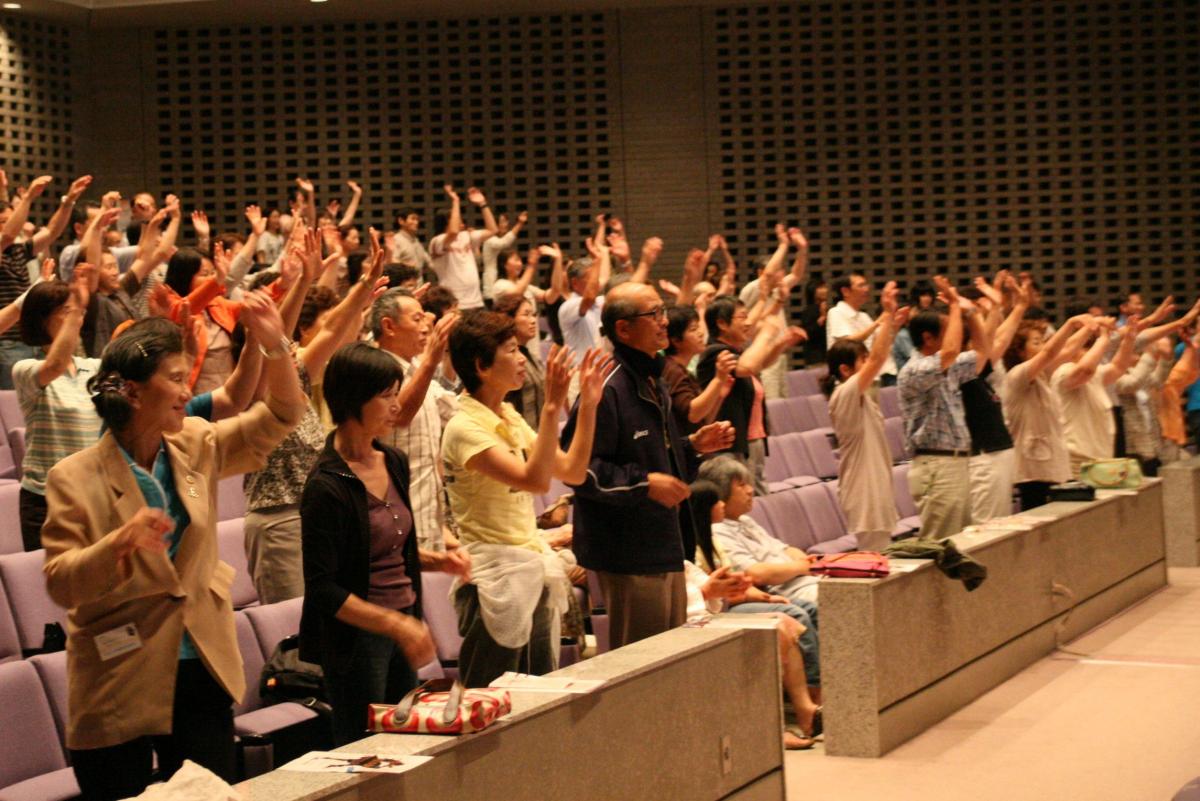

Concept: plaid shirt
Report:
left=384, top=353, right=459, bottom=552
left=898, top=350, right=978, bottom=452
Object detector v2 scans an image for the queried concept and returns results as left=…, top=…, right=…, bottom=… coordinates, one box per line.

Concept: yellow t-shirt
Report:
left=441, top=394, right=543, bottom=552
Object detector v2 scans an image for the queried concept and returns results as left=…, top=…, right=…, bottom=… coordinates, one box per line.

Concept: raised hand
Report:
left=881, top=280, right=900, bottom=314
left=70, top=262, right=94, bottom=310
left=245, top=204, right=266, bottom=236
left=788, top=227, right=808, bottom=251
left=425, top=309, right=459, bottom=362
left=240, top=289, right=288, bottom=346
left=66, top=175, right=93, bottom=202
left=577, top=348, right=616, bottom=411
left=707, top=234, right=722, bottom=253
left=27, top=175, right=53, bottom=198
left=973, top=275, right=1002, bottom=306
left=1143, top=295, right=1175, bottom=327
left=683, top=248, right=706, bottom=285
left=324, top=199, right=341, bottom=219
left=715, top=348, right=737, bottom=381
left=516, top=210, right=528, bottom=225
left=641, top=236, right=664, bottom=263
left=466, top=186, right=487, bottom=206
left=99, top=189, right=121, bottom=209
left=775, top=222, right=788, bottom=244
left=894, top=306, right=913, bottom=328
left=163, top=194, right=181, bottom=218
left=39, top=258, right=56, bottom=283
left=347, top=180, right=362, bottom=195
left=543, top=344, right=574, bottom=409
left=538, top=243, right=562, bottom=259
left=658, top=279, right=681, bottom=297
left=190, top=209, right=210, bottom=241
left=211, top=241, right=231, bottom=285
left=690, top=420, right=735, bottom=454
left=443, top=184, right=459, bottom=203
left=933, top=275, right=958, bottom=306
left=782, top=325, right=808, bottom=347
left=608, top=234, right=630, bottom=263
left=295, top=176, right=315, bottom=195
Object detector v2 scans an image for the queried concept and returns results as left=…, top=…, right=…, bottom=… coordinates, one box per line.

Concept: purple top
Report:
left=366, top=476, right=416, bottom=611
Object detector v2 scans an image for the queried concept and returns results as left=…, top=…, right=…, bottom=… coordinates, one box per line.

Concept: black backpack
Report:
left=259, top=634, right=329, bottom=710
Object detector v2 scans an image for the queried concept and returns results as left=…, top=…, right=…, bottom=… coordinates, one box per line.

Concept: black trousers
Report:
left=70, top=659, right=235, bottom=801
left=19, top=487, right=47, bottom=552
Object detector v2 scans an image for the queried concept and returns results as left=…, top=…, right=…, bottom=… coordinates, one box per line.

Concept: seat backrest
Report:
left=234, top=611, right=266, bottom=715
left=784, top=395, right=818, bottom=432
left=0, top=390, right=23, bottom=436
left=777, top=433, right=817, bottom=478
left=746, top=494, right=781, bottom=538
left=7, top=426, right=25, bottom=474
left=0, top=549, right=66, bottom=652
left=786, top=370, right=821, bottom=397
left=217, top=475, right=246, bottom=522
left=419, top=571, right=463, bottom=663
left=0, top=483, right=21, bottom=555
left=244, top=597, right=304, bottom=660
left=215, top=518, right=258, bottom=610
left=0, top=574, right=21, bottom=664
left=804, top=394, right=833, bottom=429
left=892, top=463, right=919, bottom=517
left=766, top=490, right=817, bottom=549
left=884, top=416, right=910, bottom=463
left=28, top=651, right=69, bottom=750
left=878, top=385, right=901, bottom=419
left=0, top=443, right=16, bottom=480
left=765, top=398, right=796, bottom=435
left=762, top=443, right=793, bottom=483
left=0, top=659, right=67, bottom=789
left=820, top=480, right=850, bottom=528
left=799, top=430, right=840, bottom=479
left=798, top=483, right=848, bottom=547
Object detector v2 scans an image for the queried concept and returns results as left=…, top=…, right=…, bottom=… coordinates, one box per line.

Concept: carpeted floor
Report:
left=787, top=568, right=1200, bottom=801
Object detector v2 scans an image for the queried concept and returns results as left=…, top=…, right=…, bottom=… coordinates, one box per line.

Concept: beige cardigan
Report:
left=41, top=397, right=303, bottom=749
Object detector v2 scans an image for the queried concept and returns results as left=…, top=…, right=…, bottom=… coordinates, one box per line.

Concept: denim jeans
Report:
left=322, top=626, right=419, bottom=746
left=730, top=600, right=821, bottom=686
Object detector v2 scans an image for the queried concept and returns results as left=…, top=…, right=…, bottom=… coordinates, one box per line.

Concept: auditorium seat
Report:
left=774, top=432, right=818, bottom=478
left=878, top=384, right=901, bottom=419
left=7, top=427, right=25, bottom=476
left=215, top=519, right=259, bottom=610
left=0, top=390, right=23, bottom=437
left=884, top=416, right=911, bottom=463
left=28, top=652, right=68, bottom=751
left=803, top=394, right=833, bottom=429
left=419, top=570, right=465, bottom=678
left=585, top=570, right=610, bottom=654
left=0, top=550, right=67, bottom=656
left=798, top=430, right=840, bottom=479
left=765, top=397, right=799, bottom=434
left=0, top=659, right=79, bottom=801
left=786, top=369, right=821, bottom=397
left=891, top=464, right=922, bottom=535
left=217, top=475, right=246, bottom=522
left=232, top=611, right=322, bottom=779
left=0, top=443, right=17, bottom=482
left=762, top=490, right=817, bottom=551
left=0, top=579, right=21, bottom=664
left=244, top=597, right=303, bottom=659
left=0, top=484, right=21, bottom=555
left=796, top=483, right=854, bottom=554
left=782, top=395, right=818, bottom=432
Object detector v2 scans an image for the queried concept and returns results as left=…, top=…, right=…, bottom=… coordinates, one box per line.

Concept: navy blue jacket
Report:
left=561, top=343, right=700, bottom=574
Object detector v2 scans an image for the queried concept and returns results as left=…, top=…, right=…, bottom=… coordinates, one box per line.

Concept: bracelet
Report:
left=258, top=333, right=293, bottom=360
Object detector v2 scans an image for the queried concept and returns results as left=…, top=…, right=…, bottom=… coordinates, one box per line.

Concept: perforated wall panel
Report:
left=707, top=0, right=1199, bottom=312
left=145, top=14, right=620, bottom=253
left=0, top=15, right=77, bottom=218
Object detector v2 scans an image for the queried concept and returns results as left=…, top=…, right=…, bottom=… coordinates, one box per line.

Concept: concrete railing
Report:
left=1162, top=457, right=1200, bottom=566
left=819, top=480, right=1166, bottom=757
left=239, top=624, right=784, bottom=801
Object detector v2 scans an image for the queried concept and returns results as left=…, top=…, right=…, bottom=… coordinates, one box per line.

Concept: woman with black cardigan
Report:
left=300, top=343, right=469, bottom=746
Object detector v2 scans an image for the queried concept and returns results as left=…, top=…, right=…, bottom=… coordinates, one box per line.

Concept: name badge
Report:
left=94, top=623, right=143, bottom=661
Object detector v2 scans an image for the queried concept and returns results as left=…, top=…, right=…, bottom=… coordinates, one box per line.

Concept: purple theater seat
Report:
left=7, top=427, right=24, bottom=476
left=215, top=518, right=259, bottom=610
left=584, top=570, right=610, bottom=654
left=419, top=571, right=464, bottom=677
left=0, top=390, right=23, bottom=437
left=28, top=651, right=68, bottom=751
left=783, top=395, right=818, bottom=432
left=0, top=444, right=16, bottom=482
left=796, top=483, right=849, bottom=551
left=761, top=490, right=817, bottom=550
left=746, top=494, right=782, bottom=539
left=0, top=550, right=67, bottom=655
left=884, top=416, right=911, bottom=463
left=892, top=463, right=919, bottom=517
left=244, top=597, right=303, bottom=659
left=0, top=660, right=78, bottom=801
left=766, top=398, right=798, bottom=435
left=786, top=369, right=821, bottom=397
left=0, top=484, right=21, bottom=555
left=217, top=475, right=246, bottom=522
left=798, top=430, right=840, bottom=479
left=0, top=579, right=20, bottom=664
left=804, top=394, right=833, bottom=429
left=878, top=385, right=901, bottom=419
left=775, top=433, right=817, bottom=478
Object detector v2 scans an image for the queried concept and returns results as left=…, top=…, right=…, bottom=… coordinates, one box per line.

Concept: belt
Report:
left=913, top=448, right=969, bottom=457
left=970, top=444, right=1011, bottom=456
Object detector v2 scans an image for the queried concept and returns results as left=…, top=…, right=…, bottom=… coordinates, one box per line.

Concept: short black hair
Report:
left=831, top=273, right=856, bottom=302
left=422, top=285, right=458, bottom=321
left=909, top=281, right=935, bottom=305
left=346, top=249, right=368, bottom=286
left=90, top=319, right=184, bottom=431
left=493, top=292, right=531, bottom=319
left=703, top=295, right=741, bottom=341
left=296, top=286, right=339, bottom=340
left=823, top=338, right=868, bottom=396
left=907, top=309, right=944, bottom=349
left=449, top=309, right=517, bottom=394
left=384, top=263, right=420, bottom=287
left=433, top=210, right=450, bottom=236
left=165, top=247, right=208, bottom=297
left=666, top=304, right=699, bottom=355
left=323, top=343, right=405, bottom=426
left=394, top=207, right=418, bottom=223
left=19, top=280, right=71, bottom=346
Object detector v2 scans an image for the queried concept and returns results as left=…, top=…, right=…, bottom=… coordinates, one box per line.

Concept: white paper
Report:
left=279, top=751, right=434, bottom=774
left=488, top=671, right=605, bottom=693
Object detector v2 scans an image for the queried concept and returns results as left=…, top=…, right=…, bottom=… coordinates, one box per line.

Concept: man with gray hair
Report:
left=371, top=288, right=462, bottom=555
left=563, top=281, right=734, bottom=648
left=558, top=238, right=612, bottom=363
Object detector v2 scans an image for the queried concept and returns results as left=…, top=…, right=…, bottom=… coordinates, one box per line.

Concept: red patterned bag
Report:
left=808, top=551, right=890, bottom=578
left=367, top=679, right=512, bottom=735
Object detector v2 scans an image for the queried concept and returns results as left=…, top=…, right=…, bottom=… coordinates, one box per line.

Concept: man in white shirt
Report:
left=827, top=272, right=898, bottom=384
left=558, top=251, right=610, bottom=363
left=391, top=206, right=433, bottom=277
left=427, top=185, right=496, bottom=310
left=738, top=226, right=809, bottom=398
left=480, top=210, right=527, bottom=303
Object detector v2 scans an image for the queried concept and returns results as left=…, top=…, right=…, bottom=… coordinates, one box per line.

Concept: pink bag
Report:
left=367, top=679, right=511, bottom=735
left=809, top=551, right=890, bottom=578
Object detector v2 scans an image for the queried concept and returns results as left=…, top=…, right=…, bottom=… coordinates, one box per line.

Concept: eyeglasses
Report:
left=621, top=305, right=667, bottom=322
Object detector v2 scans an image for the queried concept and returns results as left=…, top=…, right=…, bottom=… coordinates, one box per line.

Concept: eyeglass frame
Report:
left=619, top=305, right=667, bottom=322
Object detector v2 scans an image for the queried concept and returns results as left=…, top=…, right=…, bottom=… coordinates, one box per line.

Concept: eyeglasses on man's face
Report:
left=622, top=305, right=667, bottom=322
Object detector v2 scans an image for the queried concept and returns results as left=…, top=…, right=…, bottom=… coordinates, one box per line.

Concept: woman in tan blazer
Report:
left=41, top=290, right=307, bottom=801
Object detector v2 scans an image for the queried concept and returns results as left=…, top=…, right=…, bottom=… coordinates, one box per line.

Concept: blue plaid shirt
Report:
left=897, top=350, right=978, bottom=452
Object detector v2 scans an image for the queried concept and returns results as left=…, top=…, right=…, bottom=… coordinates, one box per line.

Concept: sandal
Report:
left=784, top=727, right=815, bottom=750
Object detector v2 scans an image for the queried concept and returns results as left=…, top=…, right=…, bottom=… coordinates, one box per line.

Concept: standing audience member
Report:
left=826, top=282, right=908, bottom=550
left=737, top=226, right=809, bottom=399
left=442, top=311, right=609, bottom=687
left=897, top=276, right=990, bottom=540
left=827, top=271, right=897, bottom=385
left=564, top=281, right=734, bottom=649
left=390, top=208, right=432, bottom=276
left=663, top=303, right=735, bottom=434
left=480, top=210, right=527, bottom=303
left=42, top=292, right=306, bottom=801
left=428, top=185, right=496, bottom=310
left=300, top=343, right=453, bottom=746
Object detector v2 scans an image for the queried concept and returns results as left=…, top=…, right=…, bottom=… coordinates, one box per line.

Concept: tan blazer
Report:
left=41, top=398, right=304, bottom=750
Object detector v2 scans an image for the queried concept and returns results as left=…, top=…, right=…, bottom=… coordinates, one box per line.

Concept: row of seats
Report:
left=763, top=423, right=912, bottom=492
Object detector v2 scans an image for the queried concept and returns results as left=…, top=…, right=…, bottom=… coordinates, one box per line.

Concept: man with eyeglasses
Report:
left=562, top=282, right=734, bottom=649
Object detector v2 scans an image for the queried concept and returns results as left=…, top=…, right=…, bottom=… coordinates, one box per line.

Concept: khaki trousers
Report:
left=908, top=454, right=971, bottom=540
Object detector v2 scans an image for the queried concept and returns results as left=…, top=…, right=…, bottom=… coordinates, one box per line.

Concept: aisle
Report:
left=787, top=568, right=1200, bottom=801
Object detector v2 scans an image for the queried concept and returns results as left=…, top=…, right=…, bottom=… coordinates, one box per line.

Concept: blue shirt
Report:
left=1176, top=343, right=1200, bottom=413
left=897, top=350, right=978, bottom=452
left=119, top=441, right=198, bottom=660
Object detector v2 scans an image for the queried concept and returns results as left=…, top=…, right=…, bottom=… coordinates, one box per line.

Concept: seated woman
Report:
left=442, top=309, right=609, bottom=688
left=688, top=478, right=822, bottom=748
left=300, top=343, right=459, bottom=747
left=41, top=291, right=307, bottom=801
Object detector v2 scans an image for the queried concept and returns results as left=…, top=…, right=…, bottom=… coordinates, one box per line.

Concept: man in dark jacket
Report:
left=562, top=281, right=733, bottom=648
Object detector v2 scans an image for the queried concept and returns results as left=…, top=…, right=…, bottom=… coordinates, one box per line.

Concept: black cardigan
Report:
left=696, top=341, right=771, bottom=458
left=298, top=433, right=423, bottom=670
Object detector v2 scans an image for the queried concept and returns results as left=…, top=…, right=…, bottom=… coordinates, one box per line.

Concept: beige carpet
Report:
left=787, top=568, right=1200, bottom=801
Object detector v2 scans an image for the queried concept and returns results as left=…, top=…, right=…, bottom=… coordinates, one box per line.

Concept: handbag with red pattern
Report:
left=808, top=551, right=890, bottom=578
left=367, top=679, right=512, bottom=735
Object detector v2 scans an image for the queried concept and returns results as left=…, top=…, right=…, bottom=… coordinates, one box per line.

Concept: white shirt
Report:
left=481, top=229, right=518, bottom=301
left=429, top=230, right=489, bottom=309
left=828, top=300, right=896, bottom=376
left=391, top=231, right=432, bottom=274
left=558, top=294, right=604, bottom=365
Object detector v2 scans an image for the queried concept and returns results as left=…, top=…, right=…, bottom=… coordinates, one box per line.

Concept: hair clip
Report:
left=135, top=342, right=148, bottom=359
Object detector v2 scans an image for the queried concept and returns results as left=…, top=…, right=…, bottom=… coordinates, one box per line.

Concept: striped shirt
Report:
left=13, top=356, right=103, bottom=494
left=0, top=242, right=33, bottom=343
